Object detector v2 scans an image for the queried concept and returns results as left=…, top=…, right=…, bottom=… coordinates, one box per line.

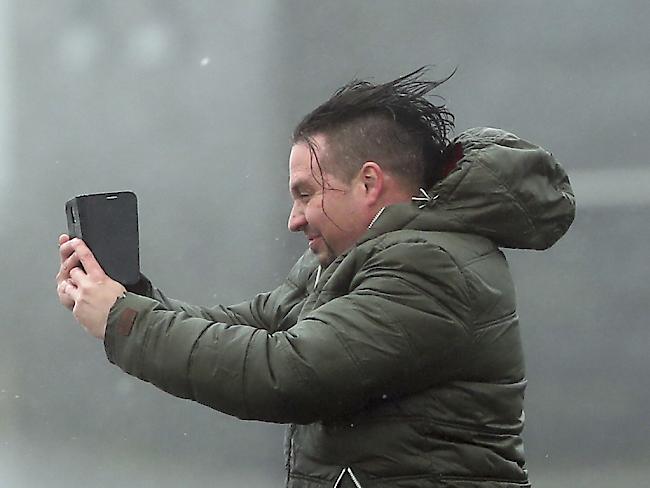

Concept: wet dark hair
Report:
left=292, top=67, right=455, bottom=190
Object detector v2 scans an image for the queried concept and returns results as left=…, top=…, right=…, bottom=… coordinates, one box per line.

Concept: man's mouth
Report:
left=307, top=235, right=321, bottom=250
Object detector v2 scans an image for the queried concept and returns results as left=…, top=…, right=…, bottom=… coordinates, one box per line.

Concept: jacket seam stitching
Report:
left=285, top=275, right=303, bottom=289
left=356, top=414, right=522, bottom=435
left=187, top=321, right=214, bottom=401
left=289, top=472, right=331, bottom=483
left=313, top=317, right=366, bottom=387
left=240, top=328, right=260, bottom=419
left=473, top=311, right=518, bottom=331
left=473, top=158, right=537, bottom=236
left=440, top=475, right=530, bottom=485
left=370, top=239, right=473, bottom=334
left=459, top=249, right=499, bottom=268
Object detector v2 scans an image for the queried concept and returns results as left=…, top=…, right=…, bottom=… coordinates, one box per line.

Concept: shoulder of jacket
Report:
left=341, top=231, right=468, bottom=288
left=359, top=229, right=495, bottom=263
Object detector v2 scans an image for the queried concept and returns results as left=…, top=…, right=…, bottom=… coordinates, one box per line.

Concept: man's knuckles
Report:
left=75, top=247, right=93, bottom=261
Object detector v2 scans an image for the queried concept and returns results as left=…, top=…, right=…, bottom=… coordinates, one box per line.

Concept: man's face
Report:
left=288, top=136, right=370, bottom=267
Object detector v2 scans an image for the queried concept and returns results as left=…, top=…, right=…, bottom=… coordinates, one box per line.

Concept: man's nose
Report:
left=288, top=203, right=306, bottom=232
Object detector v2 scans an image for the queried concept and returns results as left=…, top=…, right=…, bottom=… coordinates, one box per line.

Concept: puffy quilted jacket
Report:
left=105, top=128, right=575, bottom=487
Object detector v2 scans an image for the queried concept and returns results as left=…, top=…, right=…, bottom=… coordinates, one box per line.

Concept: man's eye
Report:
left=299, top=193, right=311, bottom=200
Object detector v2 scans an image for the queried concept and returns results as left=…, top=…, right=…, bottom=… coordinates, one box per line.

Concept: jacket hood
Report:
left=366, top=127, right=576, bottom=250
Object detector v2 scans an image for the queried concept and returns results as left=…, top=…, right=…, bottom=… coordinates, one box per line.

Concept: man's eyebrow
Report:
left=290, top=179, right=311, bottom=194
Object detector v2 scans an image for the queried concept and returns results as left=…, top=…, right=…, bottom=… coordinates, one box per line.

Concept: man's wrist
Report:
left=113, top=289, right=128, bottom=307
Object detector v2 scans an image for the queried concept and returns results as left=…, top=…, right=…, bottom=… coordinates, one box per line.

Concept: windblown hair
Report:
left=292, top=67, right=455, bottom=190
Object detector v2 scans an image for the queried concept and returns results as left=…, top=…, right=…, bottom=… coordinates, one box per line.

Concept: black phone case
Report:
left=65, top=191, right=140, bottom=285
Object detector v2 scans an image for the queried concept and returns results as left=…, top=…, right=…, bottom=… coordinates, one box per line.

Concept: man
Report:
left=57, top=68, right=575, bottom=487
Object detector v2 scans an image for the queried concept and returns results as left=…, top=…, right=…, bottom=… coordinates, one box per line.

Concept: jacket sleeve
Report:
left=104, top=241, right=471, bottom=424
left=120, top=253, right=316, bottom=332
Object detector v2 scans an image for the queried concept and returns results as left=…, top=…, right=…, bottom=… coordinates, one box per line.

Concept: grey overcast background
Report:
left=1, top=1, right=649, bottom=487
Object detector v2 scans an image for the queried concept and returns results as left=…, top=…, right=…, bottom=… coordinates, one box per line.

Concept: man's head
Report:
left=288, top=67, right=455, bottom=266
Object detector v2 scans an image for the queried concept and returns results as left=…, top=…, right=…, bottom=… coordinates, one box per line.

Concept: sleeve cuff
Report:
left=124, top=273, right=154, bottom=297
left=104, top=292, right=159, bottom=370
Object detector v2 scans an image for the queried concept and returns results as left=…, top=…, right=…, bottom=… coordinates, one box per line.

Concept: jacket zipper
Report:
left=333, top=467, right=363, bottom=488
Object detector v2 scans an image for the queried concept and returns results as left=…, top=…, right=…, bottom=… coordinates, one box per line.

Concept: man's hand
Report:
left=56, top=235, right=126, bottom=339
left=56, top=234, right=77, bottom=310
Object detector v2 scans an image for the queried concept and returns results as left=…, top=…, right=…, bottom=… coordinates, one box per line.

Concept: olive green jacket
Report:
left=105, top=128, right=575, bottom=487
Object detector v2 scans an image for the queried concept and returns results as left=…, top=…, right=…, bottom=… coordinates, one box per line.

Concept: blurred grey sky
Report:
left=1, top=1, right=649, bottom=487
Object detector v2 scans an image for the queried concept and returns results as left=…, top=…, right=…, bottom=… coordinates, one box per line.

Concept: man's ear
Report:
left=359, top=161, right=384, bottom=205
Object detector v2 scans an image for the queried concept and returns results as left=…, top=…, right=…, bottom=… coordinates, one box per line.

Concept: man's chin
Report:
left=310, top=248, right=335, bottom=267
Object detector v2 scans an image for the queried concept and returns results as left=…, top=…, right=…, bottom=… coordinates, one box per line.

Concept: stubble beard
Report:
left=312, top=236, right=337, bottom=268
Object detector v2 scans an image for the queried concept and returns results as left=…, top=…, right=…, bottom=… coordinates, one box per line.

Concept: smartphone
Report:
left=65, top=191, right=140, bottom=285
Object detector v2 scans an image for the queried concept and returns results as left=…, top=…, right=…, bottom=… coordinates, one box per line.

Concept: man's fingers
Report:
left=57, top=239, right=80, bottom=284
left=61, top=252, right=81, bottom=274
left=71, top=239, right=106, bottom=279
left=56, top=234, right=79, bottom=311
left=69, top=266, right=86, bottom=285
left=59, top=238, right=75, bottom=262
left=60, top=277, right=79, bottom=303
left=57, top=279, right=76, bottom=310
